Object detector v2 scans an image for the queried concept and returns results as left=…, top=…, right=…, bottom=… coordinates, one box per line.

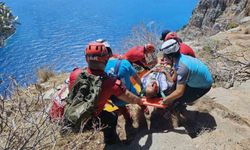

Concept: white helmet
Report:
left=96, top=39, right=110, bottom=48
left=160, top=39, right=180, bottom=55
left=96, top=39, right=112, bottom=55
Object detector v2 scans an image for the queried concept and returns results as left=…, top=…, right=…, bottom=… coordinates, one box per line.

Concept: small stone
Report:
left=224, top=82, right=233, bottom=89
left=240, top=16, right=250, bottom=24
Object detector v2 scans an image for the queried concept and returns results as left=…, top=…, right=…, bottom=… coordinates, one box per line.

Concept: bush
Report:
left=37, top=67, right=55, bottom=83
left=0, top=77, right=104, bottom=149
left=203, top=45, right=212, bottom=52
left=122, top=23, right=162, bottom=51
left=226, top=22, right=239, bottom=30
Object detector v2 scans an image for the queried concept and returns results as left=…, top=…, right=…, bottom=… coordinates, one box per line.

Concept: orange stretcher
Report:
left=141, top=97, right=168, bottom=108
left=104, top=69, right=169, bottom=112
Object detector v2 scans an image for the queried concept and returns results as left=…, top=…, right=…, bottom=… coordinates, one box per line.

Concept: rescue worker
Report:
left=123, top=43, right=157, bottom=70
left=67, top=40, right=143, bottom=144
left=160, top=30, right=196, bottom=58
left=160, top=39, right=213, bottom=125
left=104, top=42, right=142, bottom=127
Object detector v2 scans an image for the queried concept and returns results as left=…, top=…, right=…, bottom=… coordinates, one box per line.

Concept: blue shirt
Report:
left=175, top=54, right=213, bottom=88
left=105, top=58, right=137, bottom=95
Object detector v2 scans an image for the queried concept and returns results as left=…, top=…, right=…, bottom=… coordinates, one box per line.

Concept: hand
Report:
left=137, top=99, right=144, bottom=106
left=161, top=99, right=173, bottom=105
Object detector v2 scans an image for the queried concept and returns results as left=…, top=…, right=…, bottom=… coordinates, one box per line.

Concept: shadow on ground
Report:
left=104, top=108, right=217, bottom=150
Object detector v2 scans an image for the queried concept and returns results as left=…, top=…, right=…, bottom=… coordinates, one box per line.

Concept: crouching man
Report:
left=160, top=39, right=213, bottom=126
left=63, top=41, right=142, bottom=145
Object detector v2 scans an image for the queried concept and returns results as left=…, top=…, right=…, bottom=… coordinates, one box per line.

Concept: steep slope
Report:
left=179, top=0, right=250, bottom=40
left=185, top=17, right=250, bottom=88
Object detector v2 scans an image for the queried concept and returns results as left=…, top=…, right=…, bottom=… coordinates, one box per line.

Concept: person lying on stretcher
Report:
left=141, top=64, right=176, bottom=99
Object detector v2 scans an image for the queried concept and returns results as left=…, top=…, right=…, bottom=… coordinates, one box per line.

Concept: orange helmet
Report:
left=144, top=43, right=155, bottom=53
left=85, top=42, right=110, bottom=63
left=164, top=32, right=178, bottom=41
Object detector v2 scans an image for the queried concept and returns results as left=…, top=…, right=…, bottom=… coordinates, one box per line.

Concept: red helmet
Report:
left=164, top=32, right=178, bottom=41
left=144, top=43, right=155, bottom=53
left=85, top=42, right=110, bottom=63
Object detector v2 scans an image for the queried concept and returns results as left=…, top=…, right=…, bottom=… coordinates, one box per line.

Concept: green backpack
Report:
left=64, top=69, right=105, bottom=127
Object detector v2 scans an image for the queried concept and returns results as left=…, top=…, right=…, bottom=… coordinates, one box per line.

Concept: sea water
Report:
left=0, top=0, right=198, bottom=92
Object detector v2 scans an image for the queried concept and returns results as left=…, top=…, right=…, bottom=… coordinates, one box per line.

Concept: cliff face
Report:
left=179, top=0, right=250, bottom=40
left=0, top=2, right=17, bottom=47
left=177, top=0, right=250, bottom=88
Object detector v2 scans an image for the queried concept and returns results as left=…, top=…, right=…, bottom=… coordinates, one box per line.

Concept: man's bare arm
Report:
left=118, top=90, right=142, bottom=105
left=162, top=84, right=186, bottom=105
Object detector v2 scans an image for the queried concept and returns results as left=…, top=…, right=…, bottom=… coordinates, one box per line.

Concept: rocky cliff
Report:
left=179, top=0, right=250, bottom=40
left=178, top=0, right=250, bottom=88
left=0, top=2, right=17, bottom=47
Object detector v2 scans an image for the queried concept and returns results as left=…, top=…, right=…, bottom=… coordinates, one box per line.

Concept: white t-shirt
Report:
left=141, top=72, right=173, bottom=94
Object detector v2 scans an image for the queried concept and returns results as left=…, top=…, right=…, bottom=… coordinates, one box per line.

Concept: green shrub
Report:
left=226, top=22, right=239, bottom=30
left=203, top=45, right=212, bottom=52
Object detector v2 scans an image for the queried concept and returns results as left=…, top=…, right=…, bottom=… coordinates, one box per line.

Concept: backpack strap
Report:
left=114, top=59, right=122, bottom=77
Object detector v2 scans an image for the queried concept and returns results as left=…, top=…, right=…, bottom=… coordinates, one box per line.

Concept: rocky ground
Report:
left=104, top=80, right=250, bottom=150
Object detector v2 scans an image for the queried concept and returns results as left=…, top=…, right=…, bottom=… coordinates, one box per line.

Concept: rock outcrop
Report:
left=177, top=0, right=250, bottom=88
left=0, top=2, right=17, bottom=47
left=196, top=19, right=250, bottom=88
left=179, top=0, right=250, bottom=40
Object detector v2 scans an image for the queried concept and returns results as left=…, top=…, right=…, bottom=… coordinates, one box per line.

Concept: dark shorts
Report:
left=176, top=85, right=211, bottom=105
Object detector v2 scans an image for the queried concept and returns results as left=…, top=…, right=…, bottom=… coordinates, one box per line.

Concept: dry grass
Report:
left=226, top=22, right=239, bottom=30
left=197, top=39, right=250, bottom=88
left=0, top=78, right=106, bottom=150
left=37, top=67, right=56, bottom=83
left=122, top=23, right=162, bottom=51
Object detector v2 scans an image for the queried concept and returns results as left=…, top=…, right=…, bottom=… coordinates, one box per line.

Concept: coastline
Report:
left=0, top=29, right=16, bottom=47
left=0, top=3, right=17, bottom=47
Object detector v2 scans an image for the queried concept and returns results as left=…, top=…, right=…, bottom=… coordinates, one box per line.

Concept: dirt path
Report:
left=105, top=80, right=250, bottom=150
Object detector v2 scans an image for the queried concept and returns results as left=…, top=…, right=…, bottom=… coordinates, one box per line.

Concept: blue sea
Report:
left=0, top=0, right=198, bottom=92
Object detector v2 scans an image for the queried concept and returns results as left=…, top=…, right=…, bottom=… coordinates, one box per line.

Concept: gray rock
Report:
left=179, top=0, right=249, bottom=40
left=227, top=26, right=241, bottom=32
left=240, top=16, right=250, bottom=23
